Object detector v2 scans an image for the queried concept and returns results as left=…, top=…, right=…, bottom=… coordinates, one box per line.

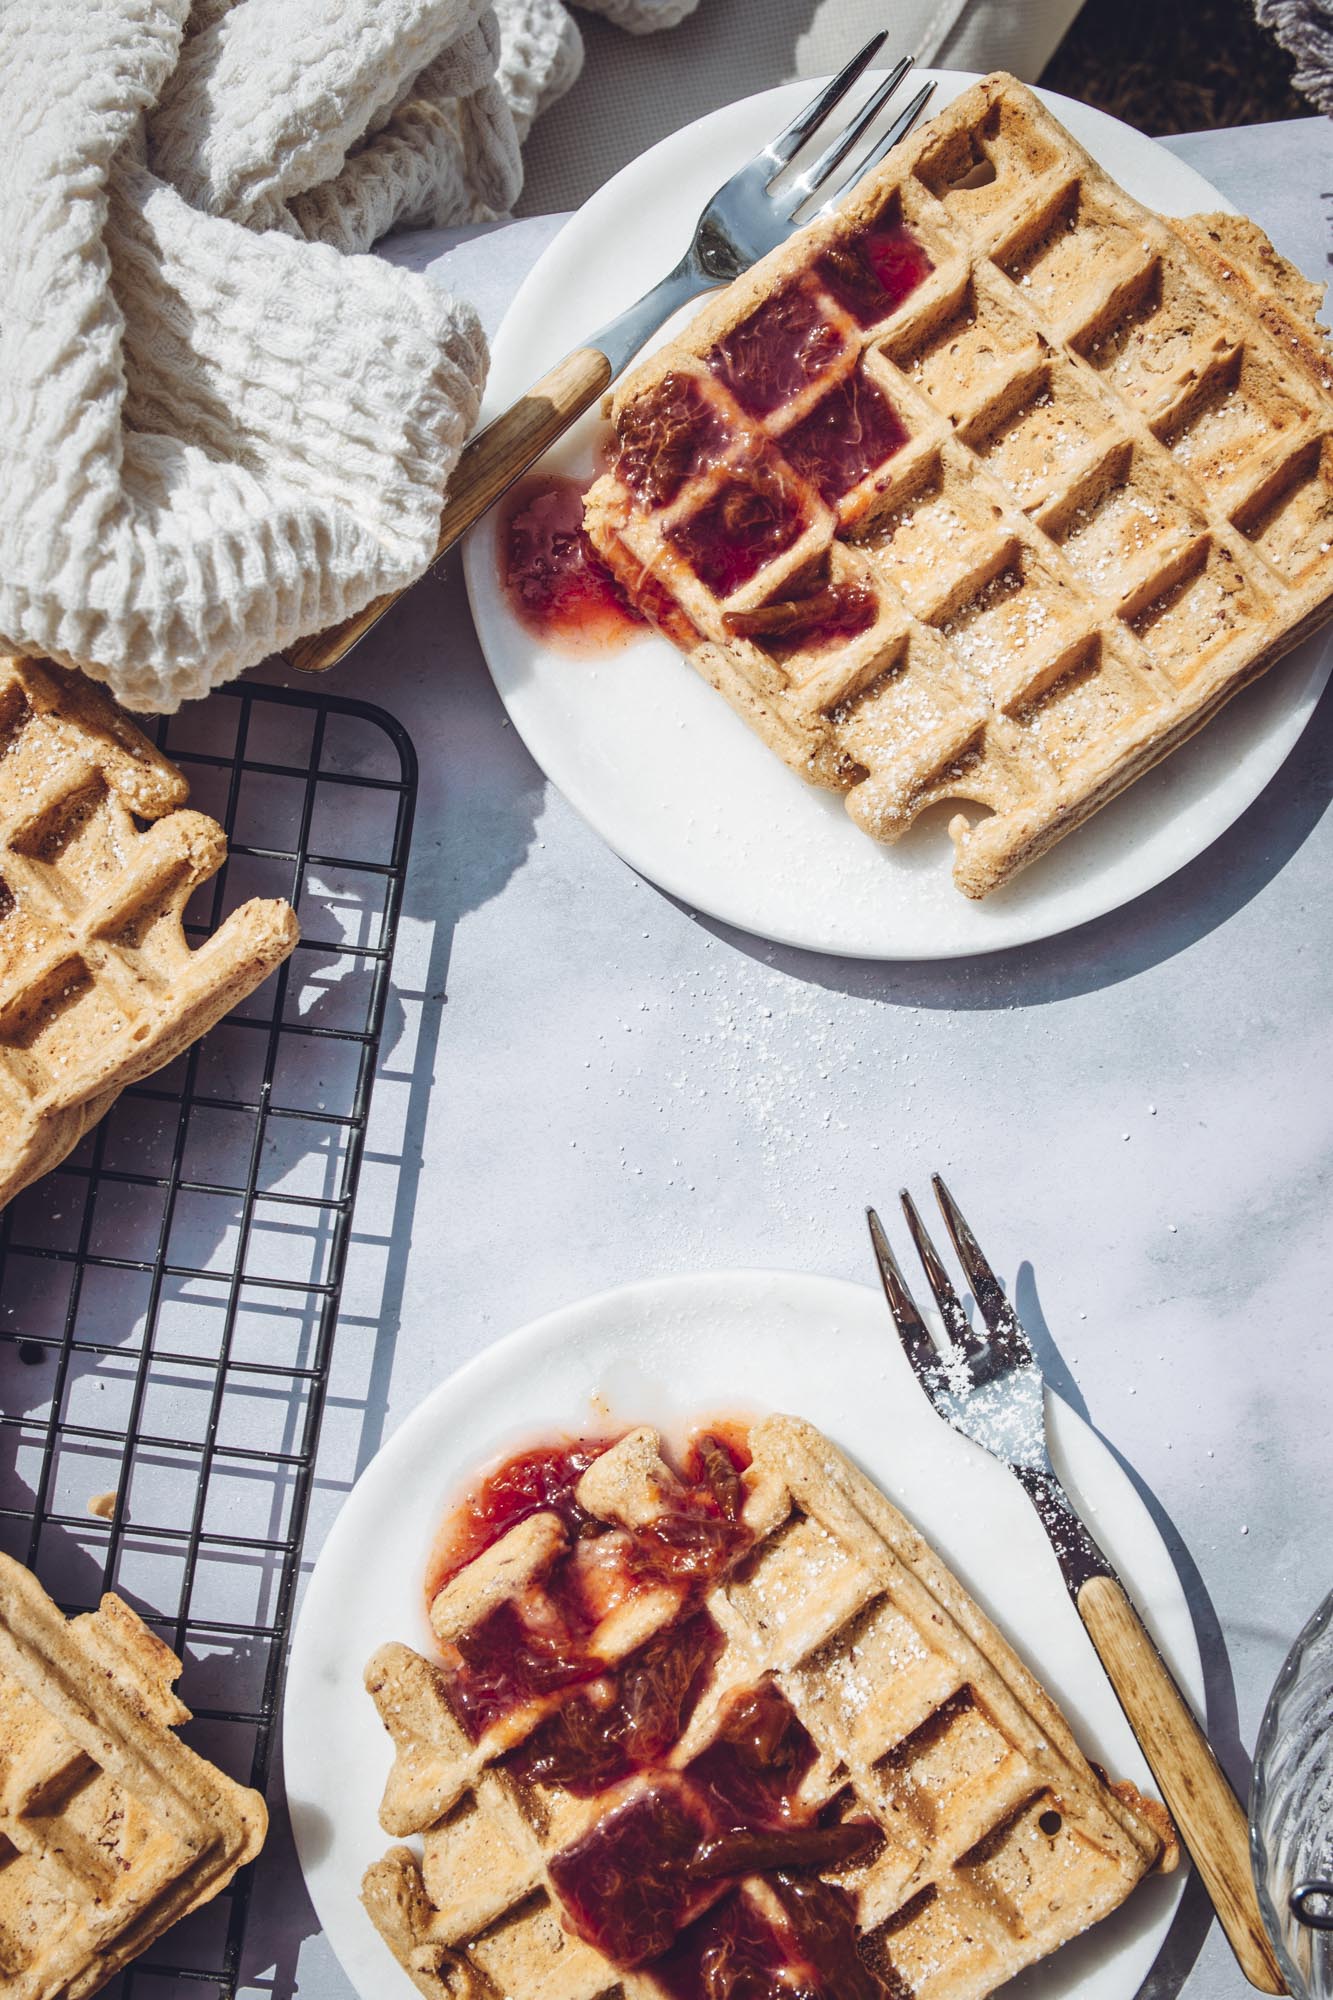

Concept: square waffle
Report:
left=361, top=1415, right=1173, bottom=1999
left=583, top=74, right=1333, bottom=898
left=0, top=1553, right=266, bottom=1999
left=0, top=654, right=298, bottom=1207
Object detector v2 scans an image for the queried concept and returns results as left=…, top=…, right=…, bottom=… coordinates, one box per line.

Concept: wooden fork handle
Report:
left=286, top=345, right=614, bottom=675
left=1078, top=1574, right=1285, bottom=1992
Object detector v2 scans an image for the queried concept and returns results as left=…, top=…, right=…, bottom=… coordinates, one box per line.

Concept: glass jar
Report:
left=1252, top=1589, right=1333, bottom=2000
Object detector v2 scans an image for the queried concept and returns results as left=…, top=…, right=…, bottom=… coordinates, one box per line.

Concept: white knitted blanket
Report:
left=0, top=0, right=697, bottom=712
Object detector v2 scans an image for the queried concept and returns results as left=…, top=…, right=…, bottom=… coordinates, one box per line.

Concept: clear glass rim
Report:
left=1251, top=1587, right=1333, bottom=1999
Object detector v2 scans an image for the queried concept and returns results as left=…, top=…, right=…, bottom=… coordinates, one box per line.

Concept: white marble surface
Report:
left=241, top=117, right=1333, bottom=2000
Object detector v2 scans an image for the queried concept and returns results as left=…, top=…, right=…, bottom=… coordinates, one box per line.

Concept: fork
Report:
left=286, top=36, right=935, bottom=673
left=868, top=1178, right=1286, bottom=1995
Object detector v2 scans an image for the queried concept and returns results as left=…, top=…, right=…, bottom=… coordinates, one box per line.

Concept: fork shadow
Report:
left=1007, top=1258, right=1246, bottom=1998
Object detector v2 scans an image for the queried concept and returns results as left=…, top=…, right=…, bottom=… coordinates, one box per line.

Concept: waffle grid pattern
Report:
left=0, top=681, right=418, bottom=1998
left=0, top=656, right=299, bottom=1207
left=364, top=1417, right=1164, bottom=2000
left=0, top=1561, right=266, bottom=2000
left=584, top=75, right=1333, bottom=897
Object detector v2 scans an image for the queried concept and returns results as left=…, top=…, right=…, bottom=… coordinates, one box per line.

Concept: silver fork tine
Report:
left=931, top=1174, right=1034, bottom=1371
left=761, top=31, right=889, bottom=174
left=866, top=1207, right=943, bottom=1386
left=818, top=80, right=936, bottom=211
left=898, top=1188, right=983, bottom=1362
left=783, top=57, right=913, bottom=218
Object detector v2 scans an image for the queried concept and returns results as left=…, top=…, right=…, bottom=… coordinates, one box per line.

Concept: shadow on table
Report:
left=1009, top=1258, right=1247, bottom=1999
left=330, top=565, right=547, bottom=1486
left=689, top=674, right=1333, bottom=1010
left=516, top=0, right=827, bottom=216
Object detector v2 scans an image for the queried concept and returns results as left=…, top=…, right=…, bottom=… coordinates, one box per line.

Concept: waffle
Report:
left=361, top=1416, right=1173, bottom=1999
left=0, top=655, right=298, bottom=1207
left=583, top=74, right=1333, bottom=898
left=0, top=1553, right=266, bottom=1999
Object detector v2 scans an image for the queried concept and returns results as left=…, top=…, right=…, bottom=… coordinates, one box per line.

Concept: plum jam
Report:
left=430, top=1429, right=753, bottom=1743
left=549, top=1779, right=725, bottom=1965
left=781, top=374, right=909, bottom=503
left=427, top=1437, right=615, bottom=1599
left=668, top=454, right=806, bottom=596
left=655, top=1879, right=884, bottom=2000
left=502, top=476, right=645, bottom=650
left=708, top=286, right=842, bottom=416
left=816, top=215, right=934, bottom=328
left=726, top=583, right=877, bottom=655
left=427, top=1430, right=886, bottom=1993
left=615, top=372, right=732, bottom=507
left=548, top=1677, right=882, bottom=1978
left=654, top=1887, right=809, bottom=2000
left=510, top=1608, right=724, bottom=1795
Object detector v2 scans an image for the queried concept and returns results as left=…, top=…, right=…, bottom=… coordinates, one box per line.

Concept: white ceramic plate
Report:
left=463, top=73, right=1332, bottom=960
left=285, top=1269, right=1201, bottom=2000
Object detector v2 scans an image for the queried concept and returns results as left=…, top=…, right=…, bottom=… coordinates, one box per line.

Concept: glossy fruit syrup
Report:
left=816, top=214, right=934, bottom=328
left=667, top=451, right=807, bottom=596
left=708, top=286, right=844, bottom=417
left=502, top=476, right=645, bottom=650
left=781, top=372, right=909, bottom=505
left=429, top=1429, right=753, bottom=1743
left=724, top=581, right=877, bottom=657
left=615, top=372, right=733, bottom=508
left=550, top=1680, right=882, bottom=1990
left=427, top=1429, right=888, bottom=1997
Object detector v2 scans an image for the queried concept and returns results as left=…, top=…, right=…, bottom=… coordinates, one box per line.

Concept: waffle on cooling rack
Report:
left=0, top=1554, right=266, bottom=1999
left=0, top=655, right=298, bottom=1207
left=361, top=1416, right=1173, bottom=1999
left=583, top=73, right=1333, bottom=898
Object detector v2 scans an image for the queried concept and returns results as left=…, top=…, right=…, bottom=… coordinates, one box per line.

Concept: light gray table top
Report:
left=242, top=117, right=1333, bottom=2000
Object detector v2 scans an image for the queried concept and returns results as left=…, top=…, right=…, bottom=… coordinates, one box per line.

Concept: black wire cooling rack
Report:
left=0, top=680, right=417, bottom=1997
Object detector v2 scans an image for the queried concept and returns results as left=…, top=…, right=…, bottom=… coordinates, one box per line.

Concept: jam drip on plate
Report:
left=816, top=214, right=934, bottom=328
left=616, top=373, right=733, bottom=508
left=503, top=477, right=645, bottom=650
left=708, top=287, right=843, bottom=416
left=781, top=372, right=909, bottom=503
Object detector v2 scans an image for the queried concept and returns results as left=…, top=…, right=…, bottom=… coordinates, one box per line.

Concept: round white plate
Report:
left=463, top=73, right=1332, bottom=960
left=285, top=1269, right=1201, bottom=2000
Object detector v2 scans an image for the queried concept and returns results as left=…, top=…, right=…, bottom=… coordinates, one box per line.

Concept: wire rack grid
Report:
left=0, top=679, right=417, bottom=1997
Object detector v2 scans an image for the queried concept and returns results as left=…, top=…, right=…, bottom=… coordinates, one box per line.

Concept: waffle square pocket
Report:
left=584, top=75, right=1333, bottom=898
left=360, top=1416, right=1174, bottom=1999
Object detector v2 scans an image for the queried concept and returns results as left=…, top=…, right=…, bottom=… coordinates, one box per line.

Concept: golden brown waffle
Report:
left=583, top=74, right=1333, bottom=898
left=0, top=1553, right=266, bottom=1999
left=0, top=655, right=299, bottom=1208
left=361, top=1416, right=1172, bottom=1999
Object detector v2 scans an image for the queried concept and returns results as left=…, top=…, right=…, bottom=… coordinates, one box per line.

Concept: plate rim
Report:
left=463, top=70, right=1332, bottom=962
left=284, top=1263, right=1204, bottom=2000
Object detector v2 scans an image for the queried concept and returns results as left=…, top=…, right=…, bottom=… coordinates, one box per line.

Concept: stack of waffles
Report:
left=0, top=1554, right=266, bottom=1997
left=0, top=655, right=298, bottom=1207
left=584, top=73, right=1333, bottom=897
left=361, top=1415, right=1173, bottom=1999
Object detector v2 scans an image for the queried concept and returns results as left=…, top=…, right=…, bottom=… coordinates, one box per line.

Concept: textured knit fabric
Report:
left=0, top=0, right=700, bottom=712
left=1256, top=0, right=1333, bottom=113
